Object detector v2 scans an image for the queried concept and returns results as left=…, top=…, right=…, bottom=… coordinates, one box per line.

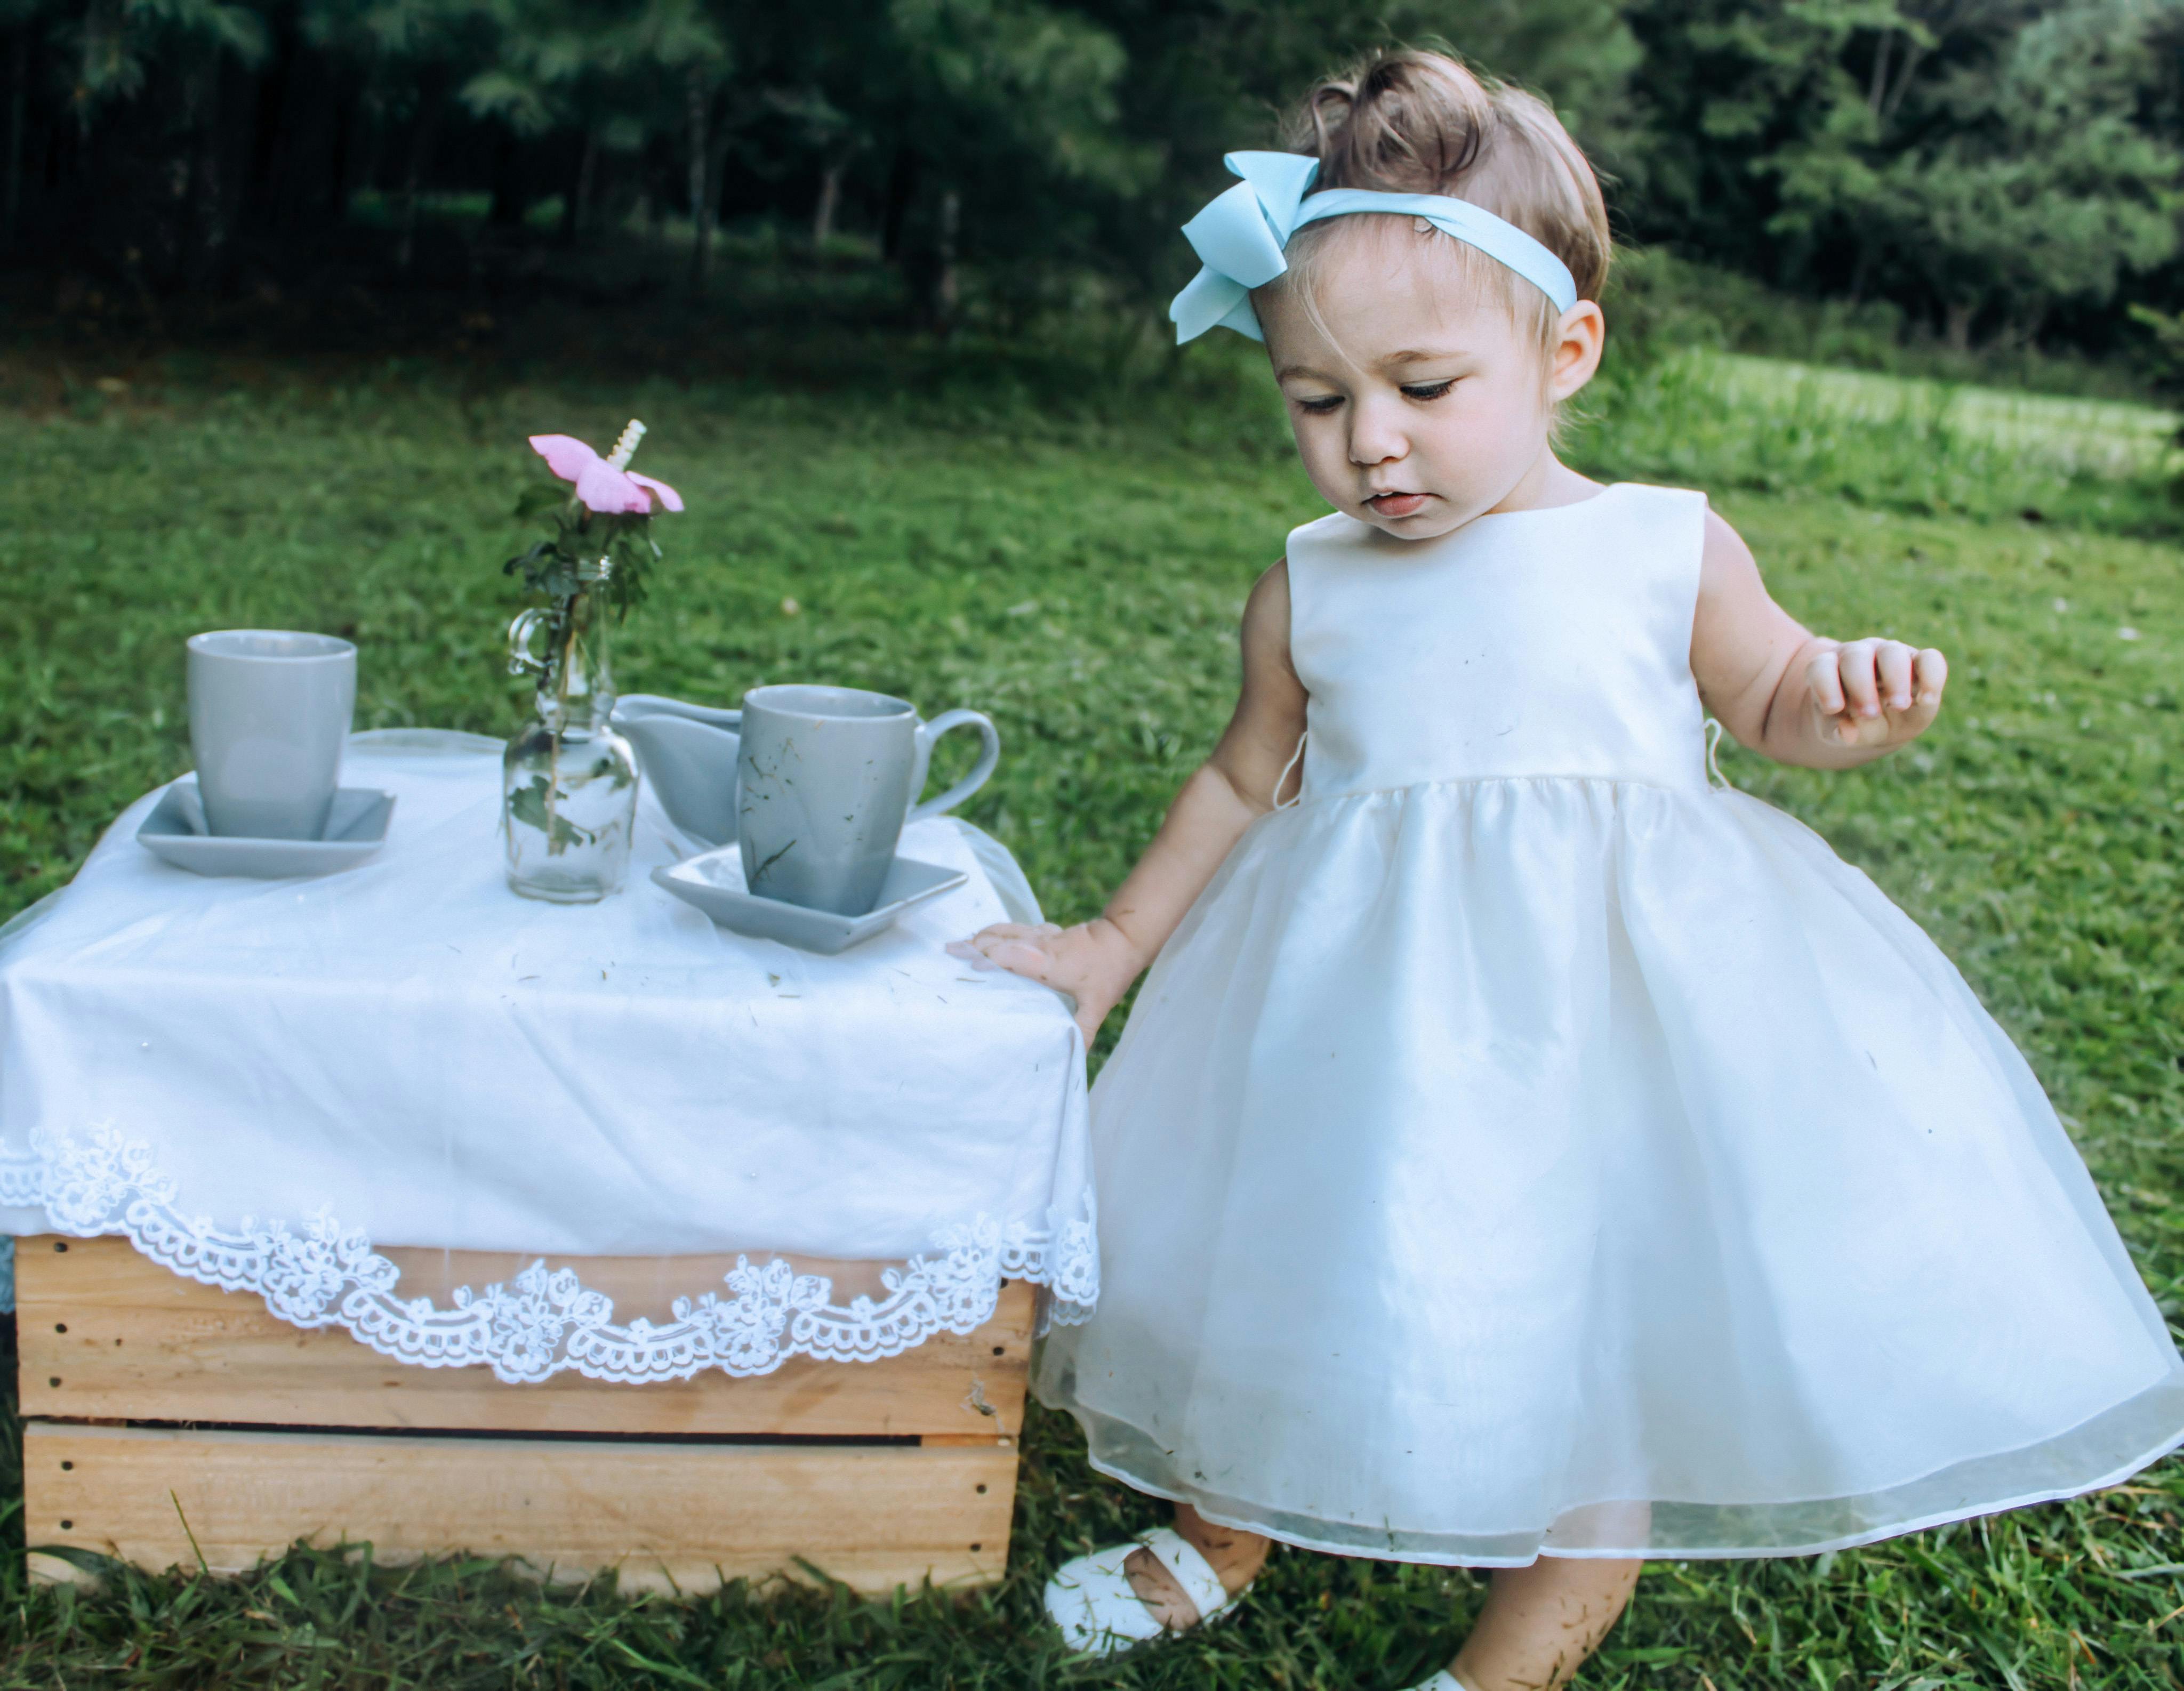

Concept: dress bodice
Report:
left=1286, top=483, right=1712, bottom=799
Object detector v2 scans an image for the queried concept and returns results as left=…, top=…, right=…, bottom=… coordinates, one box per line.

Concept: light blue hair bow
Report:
left=1168, top=151, right=1579, bottom=344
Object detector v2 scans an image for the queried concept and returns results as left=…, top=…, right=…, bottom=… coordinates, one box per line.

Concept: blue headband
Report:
left=1168, top=151, right=1579, bottom=344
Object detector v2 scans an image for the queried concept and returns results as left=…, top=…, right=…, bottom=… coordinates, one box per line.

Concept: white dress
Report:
left=1035, top=482, right=2184, bottom=1564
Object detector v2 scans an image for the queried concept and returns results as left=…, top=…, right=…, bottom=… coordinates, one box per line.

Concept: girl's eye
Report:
left=1294, top=395, right=1343, bottom=415
left=1401, top=380, right=1456, bottom=402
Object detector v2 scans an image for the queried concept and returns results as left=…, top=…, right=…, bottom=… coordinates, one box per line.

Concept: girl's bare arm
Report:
left=1691, top=509, right=1947, bottom=768
left=951, top=562, right=1309, bottom=1041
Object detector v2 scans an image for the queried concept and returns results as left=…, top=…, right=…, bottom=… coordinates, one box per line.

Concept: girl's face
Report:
left=1256, top=225, right=1604, bottom=539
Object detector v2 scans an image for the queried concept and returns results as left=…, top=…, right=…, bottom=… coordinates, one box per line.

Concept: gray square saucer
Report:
left=652, top=847, right=969, bottom=955
left=137, top=779, right=396, bottom=879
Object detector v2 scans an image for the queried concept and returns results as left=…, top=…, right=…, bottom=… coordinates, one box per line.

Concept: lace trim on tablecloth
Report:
left=0, top=1128, right=1097, bottom=1382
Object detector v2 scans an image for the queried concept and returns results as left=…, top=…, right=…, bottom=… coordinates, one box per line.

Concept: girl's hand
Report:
left=1809, top=638, right=1948, bottom=749
left=948, top=917, right=1147, bottom=1044
left=1694, top=513, right=1949, bottom=770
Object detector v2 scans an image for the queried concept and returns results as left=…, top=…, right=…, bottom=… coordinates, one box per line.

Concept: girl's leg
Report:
left=1105, top=1507, right=1637, bottom=1681
left=1449, top=1557, right=1641, bottom=1691
left=1122, top=1502, right=1272, bottom=1629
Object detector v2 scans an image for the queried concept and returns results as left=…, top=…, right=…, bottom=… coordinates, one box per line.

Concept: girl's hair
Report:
left=1270, top=48, right=1611, bottom=350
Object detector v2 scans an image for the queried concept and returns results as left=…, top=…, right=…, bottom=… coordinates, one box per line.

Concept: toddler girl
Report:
left=955, top=47, right=2184, bottom=1689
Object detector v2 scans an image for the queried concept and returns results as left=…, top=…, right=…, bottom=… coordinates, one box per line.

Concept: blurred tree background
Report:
left=0, top=0, right=2179, bottom=381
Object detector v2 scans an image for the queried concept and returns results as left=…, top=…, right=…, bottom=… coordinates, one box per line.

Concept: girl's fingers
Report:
left=957, top=922, right=1057, bottom=952
left=1802, top=640, right=1945, bottom=747
left=1875, top=642, right=1915, bottom=712
left=1837, top=642, right=1883, bottom=718
left=1806, top=649, right=1847, bottom=717
left=949, top=923, right=1071, bottom=983
left=1912, top=647, right=1948, bottom=706
left=988, top=940, right=1064, bottom=982
left=975, top=923, right=1061, bottom=943
left=949, top=939, right=1052, bottom=981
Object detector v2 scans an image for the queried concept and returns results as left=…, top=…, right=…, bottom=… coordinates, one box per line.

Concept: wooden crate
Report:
left=16, top=1234, right=1031, bottom=1595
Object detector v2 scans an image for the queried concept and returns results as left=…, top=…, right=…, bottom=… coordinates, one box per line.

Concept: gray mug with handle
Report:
left=736, top=684, right=1000, bottom=915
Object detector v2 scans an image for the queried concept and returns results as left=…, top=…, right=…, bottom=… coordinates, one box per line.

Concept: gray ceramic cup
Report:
left=186, top=630, right=358, bottom=839
left=736, top=684, right=1000, bottom=915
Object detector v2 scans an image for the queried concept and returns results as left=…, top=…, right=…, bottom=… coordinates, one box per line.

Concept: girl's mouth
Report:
left=1367, top=491, right=1431, bottom=518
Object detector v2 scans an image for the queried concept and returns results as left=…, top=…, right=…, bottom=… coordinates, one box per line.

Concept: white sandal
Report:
left=1043, top=1525, right=1249, bottom=1656
left=1402, top=1675, right=1467, bottom=1691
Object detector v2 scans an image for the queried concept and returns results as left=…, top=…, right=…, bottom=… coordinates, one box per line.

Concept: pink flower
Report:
left=528, top=434, right=684, bottom=516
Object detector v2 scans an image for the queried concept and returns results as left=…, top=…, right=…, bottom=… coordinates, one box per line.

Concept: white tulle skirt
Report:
left=1035, top=777, right=2184, bottom=1563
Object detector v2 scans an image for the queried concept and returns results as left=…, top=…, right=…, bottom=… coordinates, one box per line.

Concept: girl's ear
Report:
left=1548, top=302, right=1606, bottom=402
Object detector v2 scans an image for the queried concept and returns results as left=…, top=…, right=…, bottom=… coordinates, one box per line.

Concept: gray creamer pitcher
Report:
left=611, top=695, right=748, bottom=845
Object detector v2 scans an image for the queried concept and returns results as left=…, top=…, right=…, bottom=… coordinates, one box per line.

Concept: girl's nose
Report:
left=1346, top=398, right=1409, bottom=468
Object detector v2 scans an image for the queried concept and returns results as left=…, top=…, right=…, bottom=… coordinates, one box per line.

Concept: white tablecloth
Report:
left=0, top=730, right=1095, bottom=1381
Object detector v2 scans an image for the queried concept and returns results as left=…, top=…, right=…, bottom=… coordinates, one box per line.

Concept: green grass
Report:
left=1576, top=350, right=2180, bottom=533
left=1706, top=354, right=2179, bottom=479
left=0, top=344, right=2181, bottom=1686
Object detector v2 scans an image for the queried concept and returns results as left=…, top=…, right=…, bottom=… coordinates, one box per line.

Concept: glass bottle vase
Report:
left=501, top=572, right=639, bottom=903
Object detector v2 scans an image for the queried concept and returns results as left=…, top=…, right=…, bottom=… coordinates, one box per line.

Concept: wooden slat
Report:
left=23, top=1423, right=1016, bottom=1595
left=17, top=1235, right=1032, bottom=1438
